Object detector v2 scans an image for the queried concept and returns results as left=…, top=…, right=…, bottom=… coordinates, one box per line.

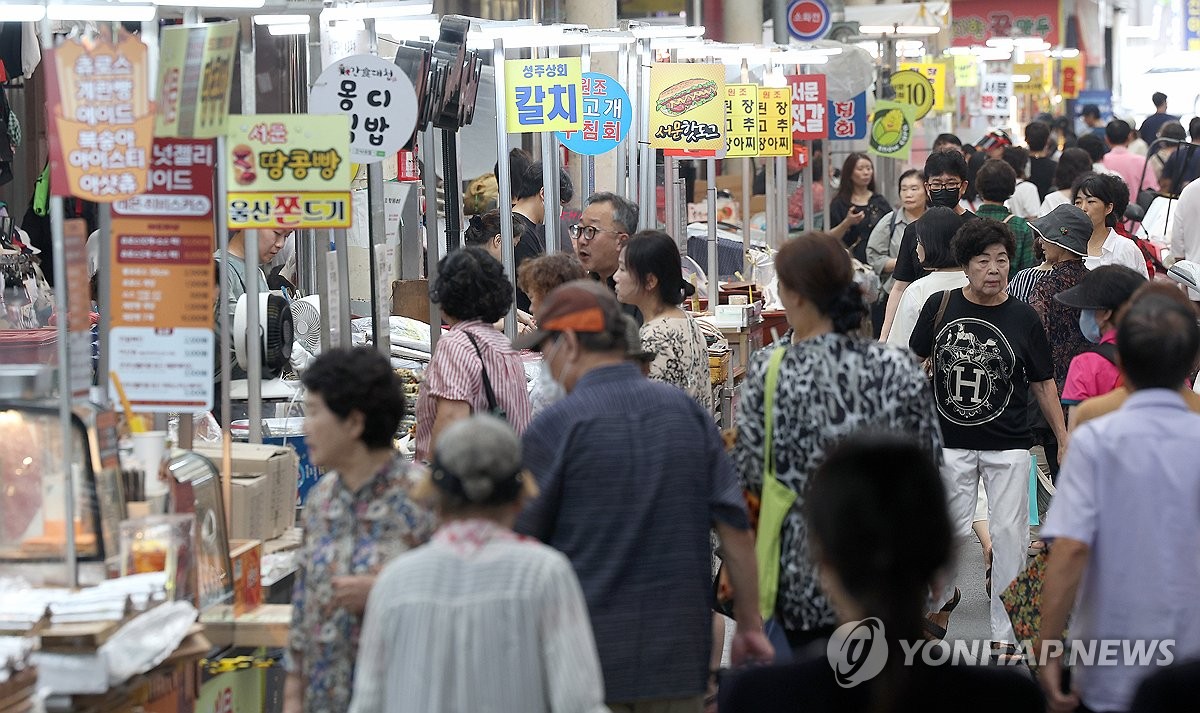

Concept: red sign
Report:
left=788, top=75, right=828, bottom=141
left=787, top=0, right=830, bottom=41
left=950, top=0, right=1062, bottom=47
left=113, top=138, right=217, bottom=221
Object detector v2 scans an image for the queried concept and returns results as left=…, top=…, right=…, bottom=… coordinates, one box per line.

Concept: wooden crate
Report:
left=709, top=351, right=731, bottom=384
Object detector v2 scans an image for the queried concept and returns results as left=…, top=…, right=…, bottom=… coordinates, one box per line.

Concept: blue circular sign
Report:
left=555, top=72, right=632, bottom=156
left=786, top=0, right=831, bottom=42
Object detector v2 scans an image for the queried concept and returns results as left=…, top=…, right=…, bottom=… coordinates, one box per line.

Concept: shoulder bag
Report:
left=463, top=330, right=508, bottom=422
left=922, top=290, right=953, bottom=379
left=754, top=347, right=798, bottom=622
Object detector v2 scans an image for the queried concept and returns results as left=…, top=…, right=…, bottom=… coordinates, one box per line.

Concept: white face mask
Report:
left=537, top=338, right=570, bottom=405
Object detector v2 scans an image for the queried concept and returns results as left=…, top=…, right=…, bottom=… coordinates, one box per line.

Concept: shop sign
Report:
left=980, top=74, right=1014, bottom=117
left=226, top=115, right=352, bottom=230
left=1013, top=63, right=1048, bottom=95
left=950, top=0, right=1062, bottom=47
left=309, top=54, right=419, bottom=164
left=1188, top=0, right=1200, bottom=50
left=44, top=35, right=155, bottom=202
left=109, top=138, right=217, bottom=412
left=954, top=55, right=980, bottom=88
left=787, top=74, right=827, bottom=141
left=155, top=22, right=237, bottom=139
left=721, top=84, right=758, bottom=158
left=827, top=92, right=868, bottom=141
left=898, top=62, right=947, bottom=112
left=556, top=72, right=632, bottom=156
left=504, top=58, right=584, bottom=134
left=868, top=101, right=916, bottom=161
left=786, top=0, right=831, bottom=42
left=889, top=69, right=935, bottom=120
left=649, top=63, right=726, bottom=152
left=757, top=88, right=792, bottom=157
left=1058, top=56, right=1083, bottom=99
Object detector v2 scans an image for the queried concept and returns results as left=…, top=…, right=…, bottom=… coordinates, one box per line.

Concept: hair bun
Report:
left=681, top=282, right=696, bottom=299
left=469, top=214, right=484, bottom=229
left=828, top=281, right=868, bottom=334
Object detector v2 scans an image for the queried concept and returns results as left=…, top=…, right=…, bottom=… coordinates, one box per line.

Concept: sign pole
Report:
left=238, top=17, right=263, bottom=445
left=617, top=41, right=631, bottom=198
left=216, top=135, right=234, bottom=524
left=540, top=46, right=561, bottom=255
left=492, top=37, right=517, bottom=339
left=580, top=43, right=596, bottom=198
left=422, top=128, right=442, bottom=351
left=638, top=39, right=654, bottom=229
left=366, top=19, right=391, bottom=356
left=740, top=59, right=752, bottom=276
left=706, top=156, right=719, bottom=312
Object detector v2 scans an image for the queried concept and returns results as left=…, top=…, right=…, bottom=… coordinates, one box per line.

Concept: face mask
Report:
left=537, top=339, right=570, bottom=405
left=928, top=188, right=961, bottom=208
left=1078, top=309, right=1102, bottom=343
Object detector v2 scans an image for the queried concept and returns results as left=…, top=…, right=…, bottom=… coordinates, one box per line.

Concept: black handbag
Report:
left=463, top=330, right=507, bottom=422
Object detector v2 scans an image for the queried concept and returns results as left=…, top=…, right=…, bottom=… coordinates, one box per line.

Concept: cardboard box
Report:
left=193, top=443, right=299, bottom=541
left=228, top=474, right=271, bottom=542
left=229, top=540, right=263, bottom=616
left=391, top=279, right=430, bottom=322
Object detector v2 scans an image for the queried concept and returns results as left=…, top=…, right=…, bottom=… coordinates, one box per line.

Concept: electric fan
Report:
left=289, top=295, right=323, bottom=356
left=233, top=292, right=294, bottom=380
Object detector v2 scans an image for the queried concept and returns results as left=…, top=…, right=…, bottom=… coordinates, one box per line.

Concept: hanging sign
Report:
left=868, top=100, right=916, bottom=161
left=950, top=0, right=1062, bottom=47
left=898, top=62, right=948, bottom=111
left=63, top=219, right=93, bottom=403
left=504, top=58, right=584, bottom=134
left=309, top=54, right=419, bottom=164
left=787, top=74, right=827, bottom=140
left=556, top=72, right=632, bottom=156
left=649, top=63, right=726, bottom=152
left=786, top=0, right=831, bottom=42
left=722, top=84, right=758, bottom=158
left=1058, top=56, right=1083, bottom=99
left=155, top=22, right=237, bottom=139
left=108, top=138, right=217, bottom=412
left=980, top=74, right=1014, bottom=117
left=1188, top=0, right=1200, bottom=50
left=44, top=36, right=155, bottom=202
left=1013, top=63, right=1048, bottom=95
left=226, top=114, right=352, bottom=230
left=828, top=92, right=868, bottom=140
left=757, top=88, right=792, bottom=157
left=889, top=69, right=935, bottom=120
left=954, top=55, right=979, bottom=88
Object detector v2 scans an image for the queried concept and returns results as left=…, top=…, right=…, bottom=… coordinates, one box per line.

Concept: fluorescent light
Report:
left=47, top=2, right=157, bottom=21
left=254, top=14, right=305, bottom=25
left=944, top=46, right=972, bottom=55
left=376, top=16, right=441, bottom=40
left=268, top=22, right=310, bottom=36
left=1050, top=48, right=1081, bottom=58
left=972, top=47, right=1012, bottom=61
left=858, top=24, right=941, bottom=36
left=1012, top=74, right=1033, bottom=82
left=321, top=1, right=433, bottom=21
left=630, top=25, right=706, bottom=39
left=1014, top=37, right=1051, bottom=50
left=163, top=0, right=263, bottom=7
left=6, top=3, right=45, bottom=21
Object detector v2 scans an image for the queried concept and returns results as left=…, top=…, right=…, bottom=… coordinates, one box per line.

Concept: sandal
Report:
left=923, top=587, right=961, bottom=640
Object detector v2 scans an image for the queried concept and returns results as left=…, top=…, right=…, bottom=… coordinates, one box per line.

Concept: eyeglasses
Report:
left=568, top=224, right=624, bottom=242
left=926, top=181, right=963, bottom=191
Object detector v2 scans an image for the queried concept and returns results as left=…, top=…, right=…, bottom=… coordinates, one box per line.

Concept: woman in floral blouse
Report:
left=284, top=347, right=436, bottom=713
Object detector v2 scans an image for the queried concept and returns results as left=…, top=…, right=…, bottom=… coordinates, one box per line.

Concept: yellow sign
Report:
left=889, top=69, right=935, bottom=121
left=226, top=114, right=351, bottom=229
left=899, top=62, right=947, bottom=111
left=649, top=63, right=725, bottom=152
left=155, top=22, right=238, bottom=139
left=1014, top=63, right=1048, bottom=95
left=757, top=88, right=792, bottom=157
left=868, top=100, right=916, bottom=162
left=504, top=58, right=584, bottom=134
left=724, top=84, right=758, bottom=158
left=1058, top=56, right=1083, bottom=99
left=954, top=55, right=979, bottom=88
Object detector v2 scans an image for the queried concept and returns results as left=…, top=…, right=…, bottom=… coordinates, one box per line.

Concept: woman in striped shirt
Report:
left=349, top=415, right=608, bottom=713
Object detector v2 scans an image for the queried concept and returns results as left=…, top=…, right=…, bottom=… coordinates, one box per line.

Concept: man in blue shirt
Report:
left=1138, top=92, right=1178, bottom=146
left=515, top=281, right=772, bottom=710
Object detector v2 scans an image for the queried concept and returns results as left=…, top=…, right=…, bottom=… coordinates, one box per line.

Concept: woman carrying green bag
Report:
left=733, top=233, right=944, bottom=657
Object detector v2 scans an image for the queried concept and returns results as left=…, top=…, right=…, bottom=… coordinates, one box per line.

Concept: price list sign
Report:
left=109, top=138, right=218, bottom=411
left=757, top=88, right=792, bottom=157
left=724, top=84, right=758, bottom=158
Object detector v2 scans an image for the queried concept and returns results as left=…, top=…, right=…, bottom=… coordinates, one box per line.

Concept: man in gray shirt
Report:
left=213, top=228, right=290, bottom=385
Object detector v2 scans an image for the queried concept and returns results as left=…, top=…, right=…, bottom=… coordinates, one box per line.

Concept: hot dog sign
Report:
left=648, top=63, right=726, bottom=152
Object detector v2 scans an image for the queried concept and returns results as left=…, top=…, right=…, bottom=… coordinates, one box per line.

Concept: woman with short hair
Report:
left=1072, top=173, right=1150, bottom=278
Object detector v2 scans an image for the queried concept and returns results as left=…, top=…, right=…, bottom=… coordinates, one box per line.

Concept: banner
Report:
left=648, top=63, right=725, bottom=152
left=109, top=138, right=217, bottom=412
left=155, top=22, right=237, bottom=139
left=898, top=62, right=948, bottom=112
left=889, top=69, right=935, bottom=120
left=954, top=55, right=979, bottom=88
left=788, top=74, right=827, bottom=141
left=828, top=92, right=868, bottom=141
left=723, top=84, right=758, bottom=158
left=950, top=0, right=1062, bottom=47
left=1014, top=63, right=1049, bottom=95
left=504, top=58, right=584, bottom=134
left=1058, top=56, right=1083, bottom=99
left=45, top=36, right=155, bottom=202
left=309, top=54, right=419, bottom=164
left=1188, top=0, right=1200, bottom=50
left=980, top=74, right=1014, bottom=117
left=757, top=88, right=792, bottom=157
left=226, top=114, right=352, bottom=230
left=557, top=72, right=632, bottom=156
left=868, top=101, right=916, bottom=161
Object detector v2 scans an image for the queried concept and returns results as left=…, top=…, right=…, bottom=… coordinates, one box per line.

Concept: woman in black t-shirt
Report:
left=828, top=152, right=892, bottom=264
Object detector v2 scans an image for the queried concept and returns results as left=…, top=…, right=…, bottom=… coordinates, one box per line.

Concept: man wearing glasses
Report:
left=879, top=150, right=977, bottom=341
left=570, top=192, right=642, bottom=323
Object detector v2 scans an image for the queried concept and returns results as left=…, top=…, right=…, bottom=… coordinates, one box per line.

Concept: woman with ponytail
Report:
left=731, top=232, right=942, bottom=656
left=613, top=230, right=713, bottom=411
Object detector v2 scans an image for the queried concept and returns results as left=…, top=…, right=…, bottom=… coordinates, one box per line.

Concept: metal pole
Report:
left=334, top=229, right=352, bottom=349
left=492, top=38, right=518, bottom=339
left=664, top=154, right=676, bottom=243
left=315, top=231, right=330, bottom=353
left=772, top=0, right=788, bottom=44
left=300, top=15, right=325, bottom=296
left=777, top=153, right=788, bottom=239
left=239, top=17, right=262, bottom=444
left=706, top=157, right=719, bottom=312
left=422, top=129, right=443, bottom=350
left=216, top=137, right=233, bottom=493
left=96, top=210, right=111, bottom=394
left=541, top=46, right=561, bottom=254
left=741, top=158, right=752, bottom=273
left=617, top=42, right=630, bottom=198
left=580, top=43, right=595, bottom=198
left=366, top=19, right=390, bottom=357
left=638, top=39, right=654, bottom=228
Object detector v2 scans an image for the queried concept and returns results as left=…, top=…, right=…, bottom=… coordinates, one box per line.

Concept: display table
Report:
left=201, top=605, right=291, bottom=649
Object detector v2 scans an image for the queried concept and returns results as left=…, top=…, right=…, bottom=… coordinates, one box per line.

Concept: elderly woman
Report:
left=349, top=415, right=608, bottom=713
left=415, top=246, right=533, bottom=462
left=285, top=348, right=436, bottom=713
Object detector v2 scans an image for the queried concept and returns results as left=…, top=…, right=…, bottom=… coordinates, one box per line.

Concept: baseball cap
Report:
left=1028, top=204, right=1092, bottom=257
left=513, top=280, right=627, bottom=351
left=1054, top=264, right=1147, bottom=310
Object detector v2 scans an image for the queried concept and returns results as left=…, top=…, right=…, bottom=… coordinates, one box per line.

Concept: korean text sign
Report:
left=556, top=72, right=632, bottom=156
left=649, top=63, right=726, bottom=152
left=950, top=0, right=1061, bottom=47
left=1058, top=56, right=1083, bottom=99
left=980, top=74, right=1014, bottom=117
left=827, top=92, right=868, bottom=141
left=898, top=62, right=947, bottom=112
left=109, top=138, right=217, bottom=411
left=868, top=101, right=916, bottom=162
left=156, top=22, right=237, bottom=139
left=505, top=58, right=584, bottom=134
left=757, top=88, right=792, bottom=157
left=787, top=75, right=827, bottom=141
left=724, top=84, right=758, bottom=158
left=45, top=36, right=155, bottom=202
left=226, top=114, right=352, bottom=230
left=308, top=54, right=418, bottom=163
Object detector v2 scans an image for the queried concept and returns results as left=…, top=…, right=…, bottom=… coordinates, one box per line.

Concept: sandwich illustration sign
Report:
left=648, top=63, right=726, bottom=152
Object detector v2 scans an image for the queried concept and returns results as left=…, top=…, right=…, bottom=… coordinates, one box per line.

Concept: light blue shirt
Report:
left=1043, top=389, right=1200, bottom=712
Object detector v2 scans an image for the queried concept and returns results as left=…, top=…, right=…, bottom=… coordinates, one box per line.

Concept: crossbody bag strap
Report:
left=762, top=347, right=788, bottom=486
left=463, top=330, right=500, bottom=414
